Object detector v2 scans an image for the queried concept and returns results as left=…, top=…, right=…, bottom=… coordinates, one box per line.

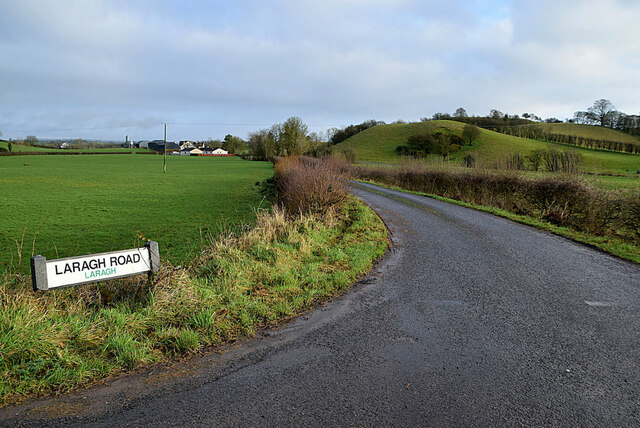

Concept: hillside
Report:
left=334, top=120, right=640, bottom=179
left=526, top=123, right=640, bottom=144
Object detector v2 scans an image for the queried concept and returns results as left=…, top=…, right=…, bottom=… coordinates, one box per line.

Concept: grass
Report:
left=0, top=196, right=387, bottom=404
left=0, top=142, right=155, bottom=153
left=333, top=120, right=640, bottom=185
left=0, top=142, right=59, bottom=152
left=527, top=122, right=640, bottom=144
left=0, top=155, right=273, bottom=273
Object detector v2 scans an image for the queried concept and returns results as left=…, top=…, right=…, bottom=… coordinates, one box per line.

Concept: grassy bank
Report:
left=0, top=187, right=387, bottom=405
left=356, top=163, right=640, bottom=264
left=333, top=121, right=640, bottom=181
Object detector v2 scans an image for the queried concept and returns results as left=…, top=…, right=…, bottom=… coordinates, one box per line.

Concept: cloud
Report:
left=0, top=0, right=638, bottom=140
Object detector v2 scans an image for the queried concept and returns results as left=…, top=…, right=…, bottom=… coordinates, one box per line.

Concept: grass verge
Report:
left=0, top=196, right=387, bottom=405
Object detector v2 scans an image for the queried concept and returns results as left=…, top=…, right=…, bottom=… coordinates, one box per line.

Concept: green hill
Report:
left=334, top=120, right=640, bottom=179
left=527, top=123, right=640, bottom=144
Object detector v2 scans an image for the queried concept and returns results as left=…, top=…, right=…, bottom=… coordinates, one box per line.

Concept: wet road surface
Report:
left=3, top=182, right=640, bottom=427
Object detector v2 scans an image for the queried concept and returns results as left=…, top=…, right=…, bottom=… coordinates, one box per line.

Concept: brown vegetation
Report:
left=356, top=162, right=640, bottom=245
left=274, top=156, right=352, bottom=215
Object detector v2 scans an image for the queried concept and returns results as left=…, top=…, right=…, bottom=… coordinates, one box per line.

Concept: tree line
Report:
left=492, top=125, right=640, bottom=154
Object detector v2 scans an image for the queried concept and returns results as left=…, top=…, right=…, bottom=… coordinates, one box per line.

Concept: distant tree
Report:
left=223, top=134, right=247, bottom=154
left=306, top=132, right=331, bottom=158
left=432, top=112, right=451, bottom=120
left=24, top=135, right=38, bottom=146
left=454, top=107, right=468, bottom=118
left=586, top=99, right=617, bottom=127
left=73, top=138, right=88, bottom=148
left=329, top=120, right=379, bottom=145
left=203, top=138, right=224, bottom=149
left=572, top=111, right=592, bottom=125
left=8, top=142, right=13, bottom=152
left=489, top=109, right=503, bottom=119
left=544, top=117, right=562, bottom=123
left=462, top=124, right=481, bottom=146
left=248, top=129, right=277, bottom=161
left=275, top=116, right=308, bottom=155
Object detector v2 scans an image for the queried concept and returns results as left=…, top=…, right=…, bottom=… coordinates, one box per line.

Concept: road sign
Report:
left=30, top=241, right=160, bottom=291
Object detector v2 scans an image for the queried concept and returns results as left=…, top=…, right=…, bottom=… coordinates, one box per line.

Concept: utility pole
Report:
left=163, top=123, right=167, bottom=174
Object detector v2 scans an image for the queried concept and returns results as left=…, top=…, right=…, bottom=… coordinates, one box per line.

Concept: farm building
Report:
left=148, top=141, right=179, bottom=152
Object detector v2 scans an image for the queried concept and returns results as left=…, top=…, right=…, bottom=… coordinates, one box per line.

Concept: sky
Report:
left=0, top=0, right=639, bottom=142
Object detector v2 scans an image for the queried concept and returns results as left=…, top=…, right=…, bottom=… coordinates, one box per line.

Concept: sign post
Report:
left=30, top=241, right=160, bottom=291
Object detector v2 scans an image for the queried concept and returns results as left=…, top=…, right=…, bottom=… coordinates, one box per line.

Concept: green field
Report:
left=335, top=120, right=640, bottom=184
left=0, top=142, right=58, bottom=152
left=0, top=155, right=273, bottom=273
left=528, top=122, right=640, bottom=143
left=0, top=142, right=153, bottom=153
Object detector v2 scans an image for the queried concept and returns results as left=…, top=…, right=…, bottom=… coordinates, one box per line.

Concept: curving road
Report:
left=3, top=182, right=640, bottom=427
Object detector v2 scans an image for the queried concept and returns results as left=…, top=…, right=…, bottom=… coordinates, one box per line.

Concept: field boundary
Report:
left=0, top=151, right=135, bottom=156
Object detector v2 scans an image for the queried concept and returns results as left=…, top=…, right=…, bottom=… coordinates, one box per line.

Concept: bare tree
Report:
left=586, top=99, right=617, bottom=127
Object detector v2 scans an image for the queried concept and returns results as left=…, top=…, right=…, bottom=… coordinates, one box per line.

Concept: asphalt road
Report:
left=4, top=182, right=640, bottom=427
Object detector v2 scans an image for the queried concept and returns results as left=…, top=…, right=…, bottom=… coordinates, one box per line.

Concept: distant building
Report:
left=211, top=148, right=228, bottom=155
left=60, top=142, right=70, bottom=149
left=179, top=140, right=196, bottom=150
left=137, top=140, right=151, bottom=149
left=121, top=135, right=134, bottom=148
left=178, top=147, right=195, bottom=156
left=190, top=148, right=203, bottom=155
left=148, top=140, right=179, bottom=152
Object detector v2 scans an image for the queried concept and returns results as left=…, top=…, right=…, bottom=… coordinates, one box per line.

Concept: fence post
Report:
left=30, top=255, right=48, bottom=291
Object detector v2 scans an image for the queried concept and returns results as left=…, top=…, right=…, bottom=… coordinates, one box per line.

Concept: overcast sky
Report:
left=1, top=0, right=638, bottom=141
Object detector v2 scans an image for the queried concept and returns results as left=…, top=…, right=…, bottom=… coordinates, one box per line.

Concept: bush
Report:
left=274, top=156, right=351, bottom=215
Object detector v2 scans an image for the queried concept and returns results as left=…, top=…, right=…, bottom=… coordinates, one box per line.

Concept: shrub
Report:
left=274, top=156, right=351, bottom=215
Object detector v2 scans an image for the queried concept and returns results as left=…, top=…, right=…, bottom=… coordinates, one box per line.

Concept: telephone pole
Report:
left=163, top=123, right=167, bottom=174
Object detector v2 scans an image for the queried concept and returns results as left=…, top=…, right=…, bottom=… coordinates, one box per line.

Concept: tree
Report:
left=223, top=134, right=247, bottom=154
left=275, top=116, right=308, bottom=155
left=203, top=138, right=224, bottom=149
left=586, top=99, right=617, bottom=127
left=432, top=112, right=451, bottom=120
left=24, top=135, right=38, bottom=146
left=489, top=109, right=503, bottom=119
left=454, top=107, right=468, bottom=118
left=461, top=124, right=481, bottom=146
left=248, top=129, right=277, bottom=161
left=8, top=142, right=12, bottom=152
